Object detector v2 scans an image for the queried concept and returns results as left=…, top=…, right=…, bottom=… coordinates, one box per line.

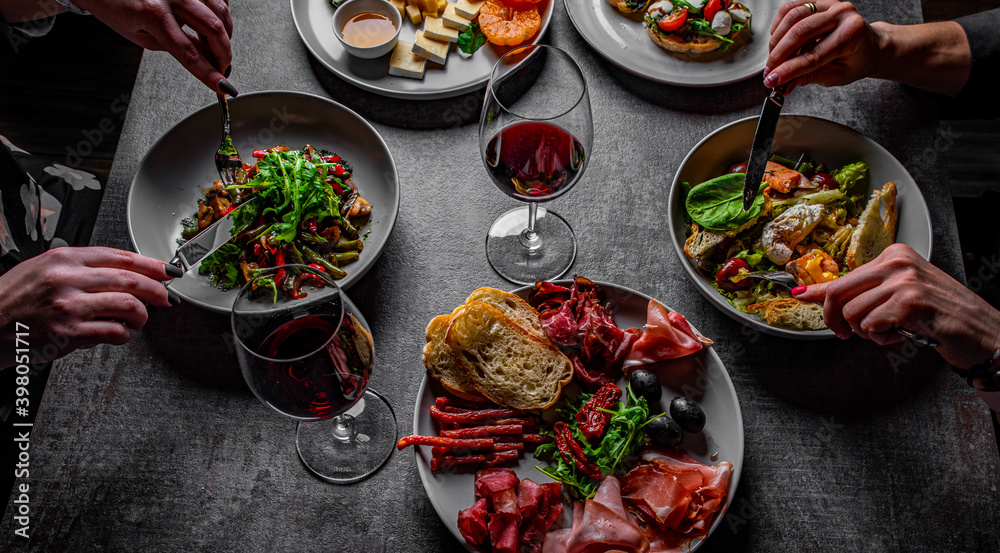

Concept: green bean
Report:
left=341, top=222, right=359, bottom=240
left=301, top=245, right=347, bottom=278
left=299, top=233, right=328, bottom=245
left=334, top=240, right=364, bottom=252
left=287, top=243, right=306, bottom=265
left=333, top=251, right=359, bottom=266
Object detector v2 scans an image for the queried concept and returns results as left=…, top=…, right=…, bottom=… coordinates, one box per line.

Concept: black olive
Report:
left=629, top=370, right=662, bottom=405
left=670, top=397, right=707, bottom=433
left=645, top=415, right=683, bottom=447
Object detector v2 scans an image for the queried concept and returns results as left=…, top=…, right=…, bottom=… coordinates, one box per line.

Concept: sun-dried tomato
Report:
left=553, top=422, right=602, bottom=479
left=575, top=383, right=622, bottom=443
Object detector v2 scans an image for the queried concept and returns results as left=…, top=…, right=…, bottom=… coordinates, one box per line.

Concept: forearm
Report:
left=871, top=21, right=972, bottom=97
left=0, top=0, right=66, bottom=22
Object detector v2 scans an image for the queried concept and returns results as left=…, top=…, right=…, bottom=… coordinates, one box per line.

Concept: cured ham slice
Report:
left=621, top=465, right=692, bottom=529
left=623, top=300, right=706, bottom=372
left=543, top=477, right=650, bottom=553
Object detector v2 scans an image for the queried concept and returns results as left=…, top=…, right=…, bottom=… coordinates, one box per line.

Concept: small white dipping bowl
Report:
left=332, top=0, right=402, bottom=59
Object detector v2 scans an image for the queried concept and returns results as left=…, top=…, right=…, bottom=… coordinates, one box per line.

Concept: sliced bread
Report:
left=748, top=298, right=826, bottom=330
left=465, top=287, right=550, bottom=344
left=445, top=302, right=573, bottom=410
left=845, top=181, right=897, bottom=270
left=422, top=312, right=486, bottom=401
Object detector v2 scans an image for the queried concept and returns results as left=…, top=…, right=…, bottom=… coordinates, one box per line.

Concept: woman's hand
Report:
left=794, top=244, right=1000, bottom=369
left=0, top=247, right=181, bottom=368
left=75, top=0, right=235, bottom=94
left=764, top=0, right=883, bottom=93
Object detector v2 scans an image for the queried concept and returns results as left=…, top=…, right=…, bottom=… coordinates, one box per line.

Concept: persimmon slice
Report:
left=479, top=0, right=541, bottom=47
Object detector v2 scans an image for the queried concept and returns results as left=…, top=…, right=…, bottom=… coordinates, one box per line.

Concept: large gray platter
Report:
left=127, top=91, right=400, bottom=314
left=290, top=0, right=555, bottom=99
left=413, top=281, right=745, bottom=551
left=667, top=114, right=933, bottom=339
left=565, top=0, right=780, bottom=87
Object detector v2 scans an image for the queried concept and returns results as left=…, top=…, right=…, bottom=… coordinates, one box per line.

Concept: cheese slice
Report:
left=454, top=0, right=486, bottom=19
left=436, top=0, right=448, bottom=10
left=424, top=16, right=459, bottom=43
left=388, top=41, right=427, bottom=79
left=405, top=3, right=422, bottom=25
left=442, top=4, right=471, bottom=31
left=389, top=0, right=406, bottom=16
left=412, top=30, right=450, bottom=64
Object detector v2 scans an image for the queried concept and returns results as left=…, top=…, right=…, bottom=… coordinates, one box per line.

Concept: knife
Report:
left=742, top=85, right=786, bottom=211
left=168, top=198, right=256, bottom=273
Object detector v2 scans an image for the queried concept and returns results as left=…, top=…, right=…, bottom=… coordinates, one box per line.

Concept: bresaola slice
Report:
left=460, top=468, right=563, bottom=552
left=623, top=299, right=709, bottom=372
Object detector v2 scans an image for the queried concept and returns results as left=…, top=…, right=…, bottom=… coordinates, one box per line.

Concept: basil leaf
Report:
left=684, top=173, right=766, bottom=231
left=457, top=22, right=487, bottom=55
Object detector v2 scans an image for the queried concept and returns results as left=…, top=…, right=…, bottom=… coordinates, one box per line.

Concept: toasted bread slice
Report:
left=648, top=21, right=748, bottom=54
left=446, top=302, right=573, bottom=410
left=748, top=298, right=826, bottom=330
left=845, top=181, right=897, bottom=270
left=608, top=0, right=650, bottom=13
left=683, top=223, right=727, bottom=259
left=465, top=287, right=551, bottom=345
left=423, top=313, right=486, bottom=401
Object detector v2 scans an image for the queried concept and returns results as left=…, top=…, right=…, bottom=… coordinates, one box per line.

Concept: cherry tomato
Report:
left=716, top=258, right=752, bottom=292
left=704, top=0, right=722, bottom=23
left=812, top=173, right=838, bottom=190
left=657, top=8, right=688, bottom=32
left=252, top=149, right=268, bottom=159
left=726, top=161, right=748, bottom=174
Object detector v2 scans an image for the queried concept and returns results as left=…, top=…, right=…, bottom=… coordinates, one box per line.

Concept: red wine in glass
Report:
left=248, top=313, right=370, bottom=419
left=484, top=121, right=586, bottom=202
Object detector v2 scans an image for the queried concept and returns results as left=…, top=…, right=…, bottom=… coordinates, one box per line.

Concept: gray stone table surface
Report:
left=4, top=0, right=999, bottom=551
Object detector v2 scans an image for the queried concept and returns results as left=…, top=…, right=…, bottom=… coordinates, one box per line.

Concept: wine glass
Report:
left=479, top=44, right=593, bottom=285
left=231, top=264, right=396, bottom=484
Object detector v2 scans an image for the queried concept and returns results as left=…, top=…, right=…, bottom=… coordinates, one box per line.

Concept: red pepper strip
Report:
left=429, top=405, right=526, bottom=424
left=396, top=435, right=494, bottom=450
left=553, top=422, right=602, bottom=479
left=273, top=250, right=287, bottom=288
left=439, top=425, right=524, bottom=438
left=334, top=165, right=345, bottom=176
left=429, top=450, right=519, bottom=472
left=252, top=149, right=268, bottom=159
left=307, top=263, right=326, bottom=273
left=253, top=242, right=262, bottom=257
left=575, top=383, right=622, bottom=443
left=220, top=204, right=235, bottom=217
left=306, top=218, right=318, bottom=232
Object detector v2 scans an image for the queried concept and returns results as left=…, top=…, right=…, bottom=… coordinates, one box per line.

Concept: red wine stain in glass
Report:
left=256, top=314, right=371, bottom=418
left=485, top=121, right=586, bottom=201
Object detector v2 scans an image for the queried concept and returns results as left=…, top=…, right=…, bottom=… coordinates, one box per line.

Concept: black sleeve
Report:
left=937, top=8, right=1000, bottom=120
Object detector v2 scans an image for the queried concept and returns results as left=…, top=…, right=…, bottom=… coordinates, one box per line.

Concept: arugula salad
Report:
left=179, top=145, right=371, bottom=294
left=681, top=153, right=877, bottom=315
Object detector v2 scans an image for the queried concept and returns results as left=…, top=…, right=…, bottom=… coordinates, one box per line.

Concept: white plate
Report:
left=127, top=91, right=400, bottom=314
left=413, top=281, right=745, bottom=551
left=290, top=0, right=555, bottom=99
left=666, top=115, right=934, bottom=339
left=564, top=0, right=780, bottom=87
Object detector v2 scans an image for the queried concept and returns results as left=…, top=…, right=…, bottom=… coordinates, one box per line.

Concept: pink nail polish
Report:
left=791, top=286, right=806, bottom=296
left=763, top=66, right=771, bottom=77
left=764, top=73, right=777, bottom=87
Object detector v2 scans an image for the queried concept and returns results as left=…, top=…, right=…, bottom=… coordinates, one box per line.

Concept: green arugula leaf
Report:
left=457, top=22, right=487, bottom=55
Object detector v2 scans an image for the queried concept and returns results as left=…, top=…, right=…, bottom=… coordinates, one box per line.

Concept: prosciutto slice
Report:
left=543, top=477, right=650, bottom=553
left=624, top=300, right=706, bottom=371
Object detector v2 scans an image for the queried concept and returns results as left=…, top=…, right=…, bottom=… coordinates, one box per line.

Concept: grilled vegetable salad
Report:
left=682, top=153, right=877, bottom=315
left=180, top=145, right=370, bottom=294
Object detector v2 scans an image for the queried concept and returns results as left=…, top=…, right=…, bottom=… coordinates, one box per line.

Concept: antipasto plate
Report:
left=409, top=280, right=745, bottom=551
left=564, top=0, right=781, bottom=87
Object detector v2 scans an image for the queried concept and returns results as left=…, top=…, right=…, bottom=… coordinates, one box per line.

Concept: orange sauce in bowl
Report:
left=341, top=12, right=396, bottom=47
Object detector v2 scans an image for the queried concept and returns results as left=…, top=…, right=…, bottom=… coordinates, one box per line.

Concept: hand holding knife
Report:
left=741, top=85, right=785, bottom=211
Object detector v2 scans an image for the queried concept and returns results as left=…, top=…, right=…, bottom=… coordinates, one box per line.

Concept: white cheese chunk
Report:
left=711, top=11, right=732, bottom=36
left=454, top=0, right=486, bottom=19
left=424, top=16, right=459, bottom=43
left=442, top=4, right=472, bottom=31
left=412, top=30, right=450, bottom=64
left=388, top=41, right=427, bottom=79
left=647, top=1, right=673, bottom=16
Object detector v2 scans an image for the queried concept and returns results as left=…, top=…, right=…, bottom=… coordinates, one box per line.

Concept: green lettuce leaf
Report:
left=685, top=173, right=767, bottom=232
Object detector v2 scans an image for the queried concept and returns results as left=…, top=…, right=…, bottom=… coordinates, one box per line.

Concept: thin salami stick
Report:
left=439, top=425, right=524, bottom=438
left=431, top=442, right=524, bottom=457
left=430, top=450, right=519, bottom=472
left=515, top=434, right=553, bottom=444
left=396, top=435, right=494, bottom=450
left=435, top=396, right=501, bottom=410
left=430, top=405, right=525, bottom=424
left=484, top=417, right=537, bottom=426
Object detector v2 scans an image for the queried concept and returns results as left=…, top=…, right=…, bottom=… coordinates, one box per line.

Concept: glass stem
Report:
left=332, top=413, right=358, bottom=442
left=519, top=203, right=542, bottom=253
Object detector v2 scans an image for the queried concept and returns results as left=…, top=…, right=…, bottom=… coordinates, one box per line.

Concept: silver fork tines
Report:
left=214, top=93, right=243, bottom=186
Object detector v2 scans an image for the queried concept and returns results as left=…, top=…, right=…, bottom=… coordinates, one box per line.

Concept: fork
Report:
left=736, top=270, right=940, bottom=347
left=199, top=33, right=243, bottom=185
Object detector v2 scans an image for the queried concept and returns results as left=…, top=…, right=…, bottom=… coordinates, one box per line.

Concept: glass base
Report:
left=295, top=388, right=397, bottom=484
left=486, top=206, right=577, bottom=285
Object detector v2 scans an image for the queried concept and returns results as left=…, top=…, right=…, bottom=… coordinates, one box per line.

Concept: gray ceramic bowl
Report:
left=414, top=281, right=744, bottom=552
left=332, top=0, right=402, bottom=60
left=666, top=115, right=933, bottom=339
left=127, top=91, right=400, bottom=314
